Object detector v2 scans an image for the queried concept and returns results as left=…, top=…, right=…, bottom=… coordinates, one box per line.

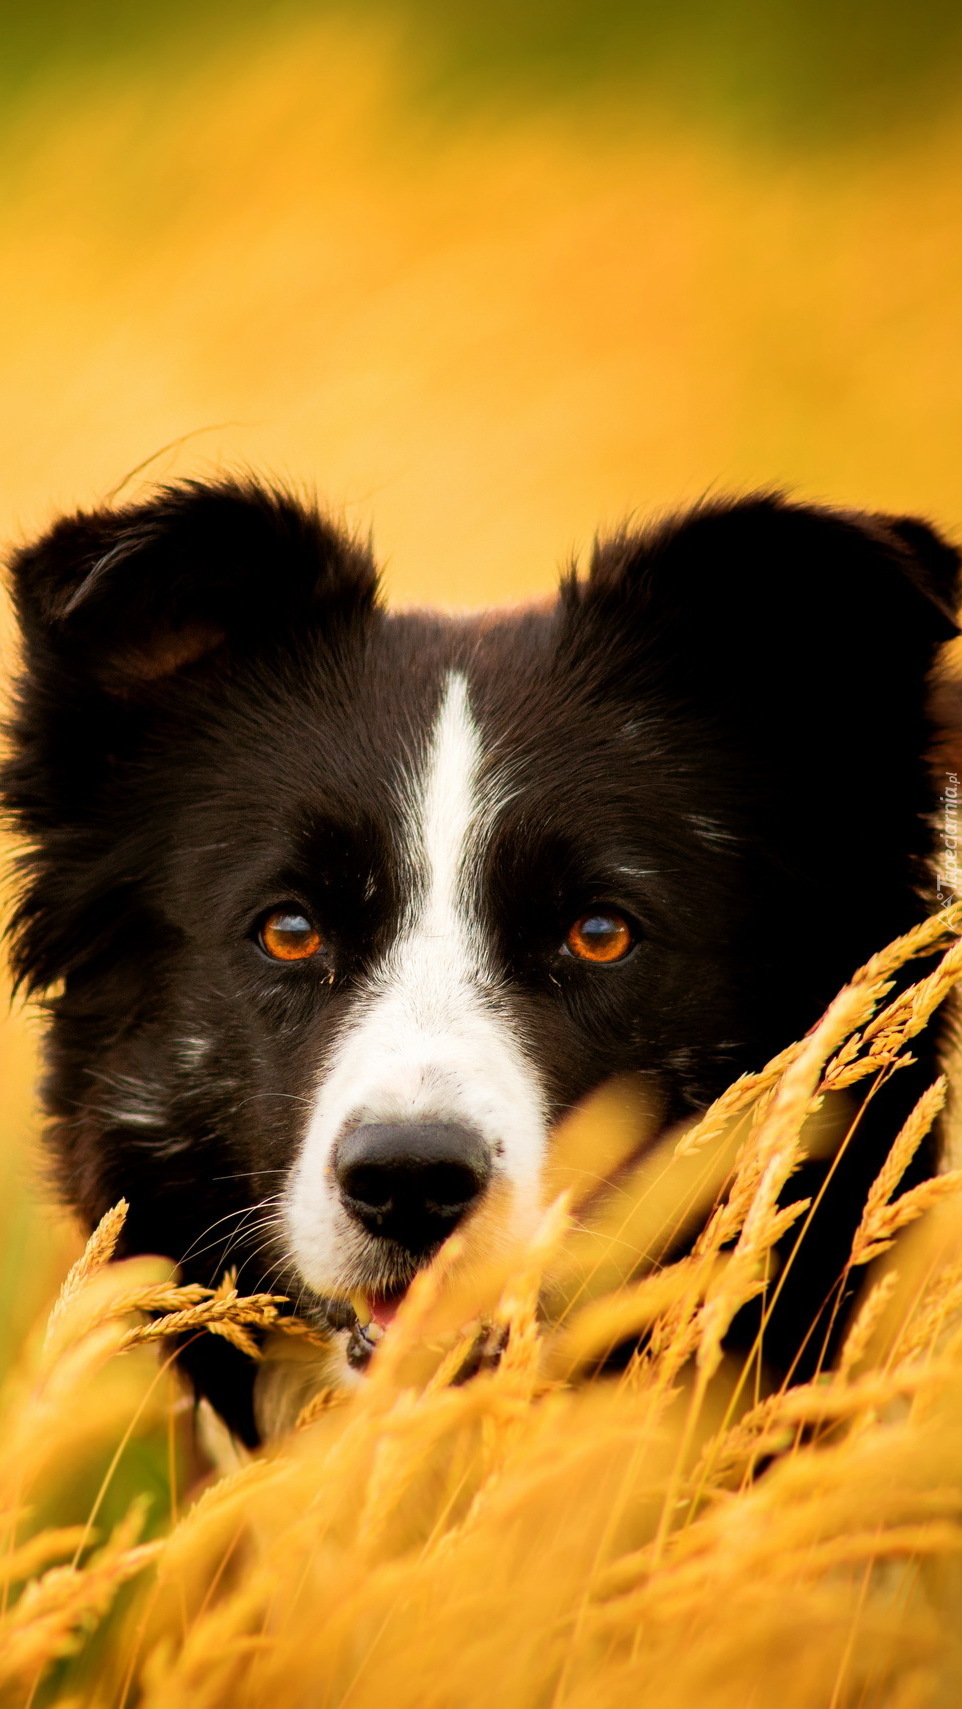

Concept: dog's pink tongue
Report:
left=369, top=1290, right=406, bottom=1329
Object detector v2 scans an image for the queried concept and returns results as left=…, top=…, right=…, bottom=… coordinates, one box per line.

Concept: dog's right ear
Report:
left=8, top=477, right=378, bottom=693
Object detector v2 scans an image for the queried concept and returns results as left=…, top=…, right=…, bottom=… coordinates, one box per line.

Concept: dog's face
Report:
left=3, top=481, right=957, bottom=1433
left=142, top=628, right=752, bottom=1319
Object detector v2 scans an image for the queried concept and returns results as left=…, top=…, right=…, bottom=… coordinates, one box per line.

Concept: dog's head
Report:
left=3, top=479, right=957, bottom=1434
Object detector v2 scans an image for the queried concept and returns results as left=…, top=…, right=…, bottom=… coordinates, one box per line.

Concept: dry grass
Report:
left=0, top=910, right=961, bottom=1704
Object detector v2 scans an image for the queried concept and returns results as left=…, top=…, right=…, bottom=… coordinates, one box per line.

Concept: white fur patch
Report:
left=284, top=670, right=548, bottom=1297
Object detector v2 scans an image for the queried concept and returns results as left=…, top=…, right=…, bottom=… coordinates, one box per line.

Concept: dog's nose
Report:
left=334, top=1121, right=490, bottom=1252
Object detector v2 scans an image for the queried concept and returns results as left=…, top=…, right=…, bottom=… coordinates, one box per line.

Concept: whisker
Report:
left=209, top=1168, right=287, bottom=1183
left=218, top=1216, right=288, bottom=1271
left=230, top=1091, right=314, bottom=1114
left=179, top=1196, right=284, bottom=1270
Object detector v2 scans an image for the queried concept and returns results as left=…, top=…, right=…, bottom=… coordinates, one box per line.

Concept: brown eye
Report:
left=565, top=911, right=634, bottom=964
left=259, top=909, right=324, bottom=962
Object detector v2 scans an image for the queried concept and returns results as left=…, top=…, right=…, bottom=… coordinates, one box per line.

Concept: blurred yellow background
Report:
left=1, top=0, right=962, bottom=1361
left=1, top=8, right=962, bottom=613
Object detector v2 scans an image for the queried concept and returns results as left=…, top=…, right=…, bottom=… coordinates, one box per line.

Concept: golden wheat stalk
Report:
left=837, top=1270, right=900, bottom=1378
left=891, top=1246, right=962, bottom=1368
left=825, top=932, right=962, bottom=1089
left=42, top=1212, right=335, bottom=1372
left=0, top=1526, right=90, bottom=1590
left=852, top=1172, right=962, bottom=1268
left=118, top=1290, right=287, bottom=1355
left=857, top=1077, right=946, bottom=1221
left=0, top=1504, right=158, bottom=1690
left=694, top=983, right=871, bottom=1378
left=672, top=1043, right=801, bottom=1158
left=43, top=1199, right=130, bottom=1345
left=674, top=904, right=962, bottom=1161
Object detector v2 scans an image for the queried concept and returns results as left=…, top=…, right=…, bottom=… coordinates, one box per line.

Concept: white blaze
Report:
left=285, top=670, right=548, bottom=1295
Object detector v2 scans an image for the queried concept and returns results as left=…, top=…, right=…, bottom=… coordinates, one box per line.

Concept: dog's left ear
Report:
left=8, top=477, right=378, bottom=693
left=870, top=511, right=961, bottom=632
left=563, top=494, right=959, bottom=710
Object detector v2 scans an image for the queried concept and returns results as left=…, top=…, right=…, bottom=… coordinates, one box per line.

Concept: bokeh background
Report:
left=2, top=0, right=962, bottom=1389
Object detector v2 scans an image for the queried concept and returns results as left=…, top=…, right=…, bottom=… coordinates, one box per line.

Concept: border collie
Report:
left=2, top=480, right=958, bottom=1443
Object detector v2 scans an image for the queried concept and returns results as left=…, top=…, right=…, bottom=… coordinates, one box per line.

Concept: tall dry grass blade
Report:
left=672, top=902, right=962, bottom=1164
left=695, top=982, right=872, bottom=1378
left=849, top=1078, right=950, bottom=1265
left=838, top=1271, right=900, bottom=1379
left=44, top=1199, right=129, bottom=1345
left=825, top=935, right=962, bottom=1090
left=118, top=1288, right=287, bottom=1352
left=851, top=1170, right=962, bottom=1267
left=890, top=1241, right=962, bottom=1370
left=0, top=1526, right=90, bottom=1590
left=544, top=1074, right=664, bottom=1206
left=673, top=1044, right=801, bottom=1158
left=543, top=1257, right=722, bottom=1383
left=849, top=900, right=962, bottom=983
left=0, top=1502, right=158, bottom=1690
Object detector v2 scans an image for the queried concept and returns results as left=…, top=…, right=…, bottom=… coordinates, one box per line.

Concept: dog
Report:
left=2, top=479, right=958, bottom=1443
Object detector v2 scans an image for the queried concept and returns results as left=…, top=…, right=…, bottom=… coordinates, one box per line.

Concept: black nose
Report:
left=334, top=1122, right=491, bottom=1253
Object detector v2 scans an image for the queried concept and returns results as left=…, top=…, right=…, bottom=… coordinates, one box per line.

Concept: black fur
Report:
left=2, top=478, right=957, bottom=1443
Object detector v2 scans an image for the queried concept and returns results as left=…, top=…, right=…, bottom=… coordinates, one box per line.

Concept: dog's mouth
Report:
left=356, top=1287, right=408, bottom=1330
left=304, top=1282, right=412, bottom=1369
left=345, top=1285, right=410, bottom=1367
